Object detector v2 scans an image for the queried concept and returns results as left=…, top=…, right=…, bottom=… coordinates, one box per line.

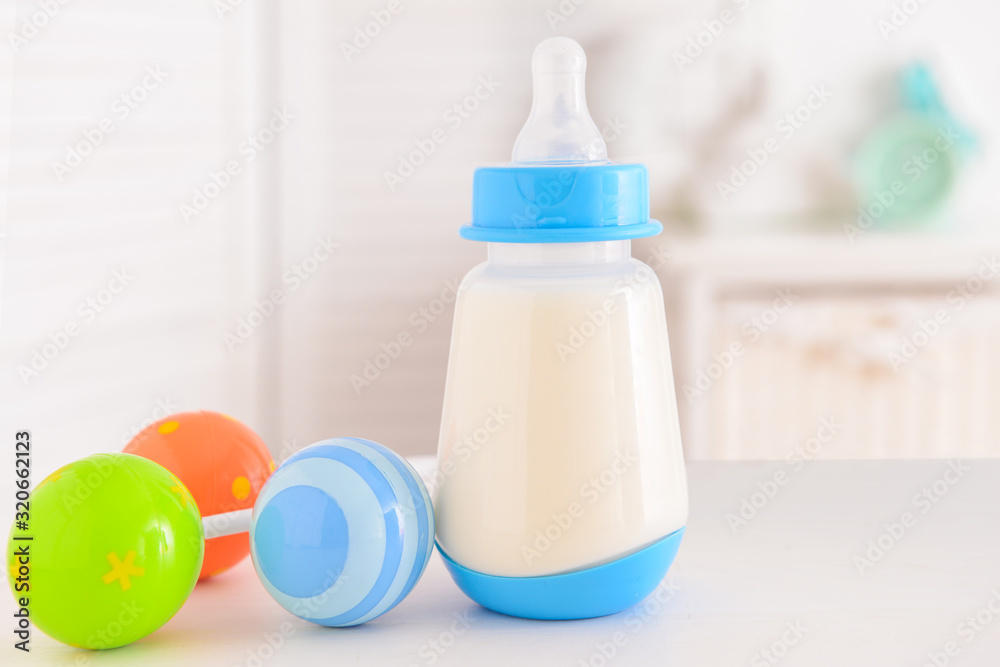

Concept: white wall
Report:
left=268, top=0, right=1000, bottom=458
left=3, top=0, right=999, bottom=477
left=0, top=1, right=267, bottom=479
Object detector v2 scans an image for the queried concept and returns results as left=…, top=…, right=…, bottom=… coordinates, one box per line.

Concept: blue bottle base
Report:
left=437, top=527, right=684, bottom=620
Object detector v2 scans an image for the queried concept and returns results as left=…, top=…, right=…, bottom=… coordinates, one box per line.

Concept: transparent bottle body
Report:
left=435, top=240, right=688, bottom=577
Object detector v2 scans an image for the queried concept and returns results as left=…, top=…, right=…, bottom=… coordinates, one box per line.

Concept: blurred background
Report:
left=2, top=0, right=999, bottom=478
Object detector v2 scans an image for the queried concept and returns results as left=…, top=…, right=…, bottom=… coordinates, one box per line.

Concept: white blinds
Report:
left=0, top=1, right=266, bottom=478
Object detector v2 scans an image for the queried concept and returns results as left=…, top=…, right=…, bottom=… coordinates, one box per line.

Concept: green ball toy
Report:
left=6, top=453, right=204, bottom=649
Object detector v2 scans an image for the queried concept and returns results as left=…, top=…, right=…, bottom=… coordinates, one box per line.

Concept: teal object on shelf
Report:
left=437, top=528, right=685, bottom=620
left=854, top=63, right=975, bottom=225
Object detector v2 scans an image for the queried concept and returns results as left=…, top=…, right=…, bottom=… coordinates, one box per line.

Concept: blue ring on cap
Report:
left=462, top=163, right=662, bottom=243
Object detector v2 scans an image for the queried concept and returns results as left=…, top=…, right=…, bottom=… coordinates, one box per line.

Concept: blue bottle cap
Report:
left=462, top=37, right=660, bottom=243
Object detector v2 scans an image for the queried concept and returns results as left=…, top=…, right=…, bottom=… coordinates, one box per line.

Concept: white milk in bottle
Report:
left=434, top=37, right=687, bottom=620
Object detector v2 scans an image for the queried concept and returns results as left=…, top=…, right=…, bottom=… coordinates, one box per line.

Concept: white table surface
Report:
left=5, top=458, right=1000, bottom=666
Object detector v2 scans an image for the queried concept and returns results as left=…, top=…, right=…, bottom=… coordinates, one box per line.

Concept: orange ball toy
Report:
left=124, top=411, right=274, bottom=580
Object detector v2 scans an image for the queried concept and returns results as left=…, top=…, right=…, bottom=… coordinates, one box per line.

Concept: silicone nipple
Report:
left=512, top=37, right=607, bottom=165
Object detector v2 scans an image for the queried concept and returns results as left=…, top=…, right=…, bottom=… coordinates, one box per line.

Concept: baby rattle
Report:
left=6, top=434, right=434, bottom=649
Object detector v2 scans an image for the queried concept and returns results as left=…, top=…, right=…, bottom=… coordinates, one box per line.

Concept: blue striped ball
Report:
left=249, top=438, right=435, bottom=626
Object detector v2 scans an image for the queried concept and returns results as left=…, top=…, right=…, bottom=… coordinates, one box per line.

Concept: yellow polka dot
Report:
left=158, top=420, right=180, bottom=435
left=231, top=476, right=251, bottom=501
left=268, top=460, right=276, bottom=473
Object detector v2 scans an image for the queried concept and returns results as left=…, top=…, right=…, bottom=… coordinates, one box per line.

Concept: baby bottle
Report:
left=434, top=37, right=687, bottom=620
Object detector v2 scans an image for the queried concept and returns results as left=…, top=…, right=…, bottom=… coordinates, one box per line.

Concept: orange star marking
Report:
left=102, top=551, right=144, bottom=591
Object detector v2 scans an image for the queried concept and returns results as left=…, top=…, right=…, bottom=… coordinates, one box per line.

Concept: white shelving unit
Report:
left=650, top=233, right=1000, bottom=460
